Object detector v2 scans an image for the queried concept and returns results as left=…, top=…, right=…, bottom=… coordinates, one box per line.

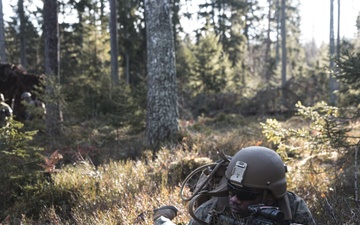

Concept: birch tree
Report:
left=144, top=0, right=179, bottom=152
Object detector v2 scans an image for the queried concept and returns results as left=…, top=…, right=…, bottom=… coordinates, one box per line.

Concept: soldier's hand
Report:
left=153, top=205, right=178, bottom=221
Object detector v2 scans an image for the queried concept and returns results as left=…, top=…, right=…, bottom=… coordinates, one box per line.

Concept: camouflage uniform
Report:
left=0, top=101, right=12, bottom=127
left=154, top=192, right=316, bottom=225
left=156, top=147, right=316, bottom=225
left=21, top=92, right=46, bottom=121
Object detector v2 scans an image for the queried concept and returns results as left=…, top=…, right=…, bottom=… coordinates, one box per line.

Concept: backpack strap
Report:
left=180, top=162, right=218, bottom=201
left=180, top=152, right=231, bottom=224
left=188, top=195, right=218, bottom=225
left=180, top=154, right=230, bottom=202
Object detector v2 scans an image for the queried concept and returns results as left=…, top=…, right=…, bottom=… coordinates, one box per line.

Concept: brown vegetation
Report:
left=0, top=109, right=357, bottom=224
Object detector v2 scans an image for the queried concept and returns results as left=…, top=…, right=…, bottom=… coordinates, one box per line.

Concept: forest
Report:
left=0, top=0, right=359, bottom=224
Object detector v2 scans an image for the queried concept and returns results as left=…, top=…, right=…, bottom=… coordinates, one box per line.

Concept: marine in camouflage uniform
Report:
left=21, top=92, right=46, bottom=120
left=0, top=93, right=13, bottom=127
left=154, top=192, right=315, bottom=225
left=185, top=191, right=316, bottom=225
left=154, top=146, right=316, bottom=225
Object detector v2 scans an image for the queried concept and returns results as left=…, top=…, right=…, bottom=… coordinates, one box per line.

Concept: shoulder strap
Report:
left=180, top=162, right=219, bottom=201
left=181, top=152, right=232, bottom=225
left=188, top=195, right=218, bottom=225
left=180, top=153, right=230, bottom=202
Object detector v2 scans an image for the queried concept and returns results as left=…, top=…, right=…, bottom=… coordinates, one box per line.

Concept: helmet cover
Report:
left=225, top=146, right=287, bottom=198
left=21, top=92, right=32, bottom=100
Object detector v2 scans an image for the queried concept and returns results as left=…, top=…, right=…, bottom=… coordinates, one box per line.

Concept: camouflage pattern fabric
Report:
left=188, top=191, right=316, bottom=225
left=154, top=216, right=176, bottom=225
left=287, top=191, right=316, bottom=225
left=24, top=99, right=46, bottom=120
left=0, top=102, right=12, bottom=127
left=154, top=191, right=316, bottom=225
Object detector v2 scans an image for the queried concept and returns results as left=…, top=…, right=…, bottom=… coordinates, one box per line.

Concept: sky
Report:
left=299, top=0, right=360, bottom=46
left=2, top=0, right=360, bottom=47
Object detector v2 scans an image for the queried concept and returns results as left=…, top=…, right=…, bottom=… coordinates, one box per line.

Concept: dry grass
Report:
left=4, top=113, right=359, bottom=225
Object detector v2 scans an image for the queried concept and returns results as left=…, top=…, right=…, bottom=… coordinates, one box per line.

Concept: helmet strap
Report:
left=261, top=189, right=268, bottom=204
left=261, top=190, right=276, bottom=205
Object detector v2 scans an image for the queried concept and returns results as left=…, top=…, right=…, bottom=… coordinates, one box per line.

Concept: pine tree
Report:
left=329, top=0, right=337, bottom=105
left=145, top=0, right=179, bottom=151
left=109, top=0, right=119, bottom=86
left=0, top=0, right=6, bottom=63
left=191, top=27, right=232, bottom=95
left=18, top=0, right=27, bottom=68
left=43, top=0, right=63, bottom=136
left=334, top=51, right=360, bottom=107
left=117, top=0, right=146, bottom=85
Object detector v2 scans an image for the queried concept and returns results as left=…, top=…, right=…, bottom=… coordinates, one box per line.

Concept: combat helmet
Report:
left=225, top=146, right=292, bottom=220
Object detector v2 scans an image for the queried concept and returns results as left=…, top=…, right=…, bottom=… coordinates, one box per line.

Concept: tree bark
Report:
left=109, top=0, right=119, bottom=86
left=18, top=0, right=27, bottom=68
left=144, top=0, right=179, bottom=151
left=264, top=0, right=272, bottom=82
left=281, top=0, right=287, bottom=107
left=336, top=0, right=340, bottom=59
left=275, top=0, right=280, bottom=68
left=43, top=0, right=63, bottom=136
left=0, top=0, right=6, bottom=63
left=329, top=0, right=337, bottom=105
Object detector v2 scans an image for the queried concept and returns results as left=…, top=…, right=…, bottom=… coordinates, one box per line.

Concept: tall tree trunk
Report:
left=334, top=0, right=340, bottom=95
left=43, top=0, right=63, bottom=136
left=18, top=0, right=26, bottom=68
left=264, top=0, right=272, bottom=82
left=336, top=0, right=340, bottom=59
left=275, top=0, right=280, bottom=67
left=125, top=52, right=130, bottom=84
left=100, top=0, right=107, bottom=35
left=281, top=0, right=287, bottom=107
left=124, top=0, right=130, bottom=85
left=357, top=13, right=360, bottom=37
left=145, top=0, right=179, bottom=153
left=0, top=0, right=6, bottom=63
left=329, top=0, right=336, bottom=105
left=109, top=0, right=119, bottom=86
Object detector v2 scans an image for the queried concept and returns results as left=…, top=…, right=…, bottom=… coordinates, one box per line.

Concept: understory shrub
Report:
left=261, top=101, right=359, bottom=224
left=0, top=118, right=45, bottom=221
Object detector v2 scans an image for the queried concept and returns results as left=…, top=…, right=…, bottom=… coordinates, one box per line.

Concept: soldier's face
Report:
left=229, top=193, right=263, bottom=216
left=228, top=182, right=264, bottom=217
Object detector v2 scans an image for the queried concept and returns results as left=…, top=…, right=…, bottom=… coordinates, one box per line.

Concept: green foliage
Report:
left=295, top=101, right=349, bottom=148
left=0, top=118, right=44, bottom=220
left=298, top=55, right=329, bottom=105
left=191, top=30, right=233, bottom=96
left=4, top=4, right=42, bottom=71
left=63, top=72, right=145, bottom=131
left=176, top=37, right=197, bottom=96
left=335, top=51, right=360, bottom=108
left=260, top=101, right=358, bottom=224
left=261, top=101, right=350, bottom=158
